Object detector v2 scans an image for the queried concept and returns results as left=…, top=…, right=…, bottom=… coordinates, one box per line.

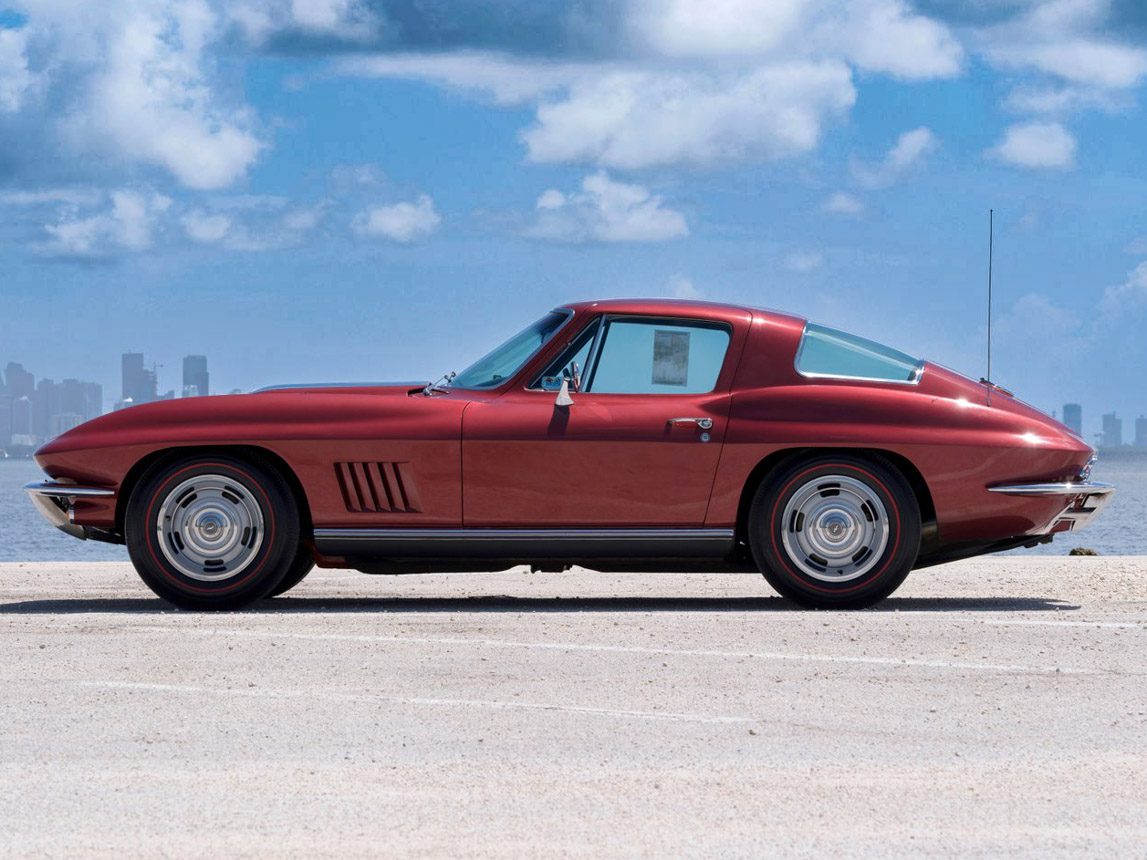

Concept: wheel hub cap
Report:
left=156, top=474, right=265, bottom=581
left=780, top=474, right=889, bottom=583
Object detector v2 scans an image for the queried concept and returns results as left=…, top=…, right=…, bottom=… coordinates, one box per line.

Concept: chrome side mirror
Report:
left=555, top=377, right=574, bottom=407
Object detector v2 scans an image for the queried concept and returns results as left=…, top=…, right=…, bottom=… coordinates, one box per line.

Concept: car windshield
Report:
left=451, top=311, right=571, bottom=390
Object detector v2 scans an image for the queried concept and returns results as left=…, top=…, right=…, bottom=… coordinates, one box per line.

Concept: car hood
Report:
left=34, top=382, right=462, bottom=463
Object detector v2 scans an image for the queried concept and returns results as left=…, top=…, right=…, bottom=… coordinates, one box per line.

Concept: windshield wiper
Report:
left=423, top=371, right=456, bottom=396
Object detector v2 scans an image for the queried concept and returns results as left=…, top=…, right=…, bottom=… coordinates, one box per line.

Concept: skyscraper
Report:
left=0, top=392, right=11, bottom=449
left=4, top=362, right=34, bottom=400
left=121, top=353, right=157, bottom=406
left=182, top=355, right=209, bottom=398
left=1101, top=412, right=1123, bottom=449
left=1062, top=403, right=1082, bottom=437
left=1136, top=415, right=1147, bottom=449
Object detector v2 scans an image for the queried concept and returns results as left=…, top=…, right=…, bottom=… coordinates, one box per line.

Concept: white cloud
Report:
left=1124, top=236, right=1147, bottom=255
left=1101, top=261, right=1147, bottom=315
left=75, top=3, right=263, bottom=189
left=851, top=126, right=937, bottom=188
left=627, top=0, right=962, bottom=80
left=784, top=250, right=825, bottom=273
left=0, top=27, right=34, bottom=113
left=987, top=37, right=1147, bottom=91
left=524, top=62, right=856, bottom=169
left=823, top=191, right=864, bottom=216
left=356, top=195, right=441, bottom=243
left=8, top=3, right=264, bottom=190
left=42, top=190, right=171, bottom=257
left=338, top=52, right=590, bottom=106
left=0, top=188, right=102, bottom=206
left=667, top=274, right=702, bottom=299
left=980, top=0, right=1147, bottom=115
left=988, top=122, right=1076, bottom=169
left=1002, top=84, right=1124, bottom=115
left=282, top=206, right=323, bottom=232
left=347, top=54, right=858, bottom=171
left=529, top=172, right=688, bottom=243
left=230, top=0, right=380, bottom=43
left=182, top=210, right=232, bottom=244
left=288, top=0, right=378, bottom=39
left=826, top=0, right=964, bottom=80
left=628, top=0, right=807, bottom=59
left=338, top=0, right=962, bottom=171
left=182, top=201, right=325, bottom=250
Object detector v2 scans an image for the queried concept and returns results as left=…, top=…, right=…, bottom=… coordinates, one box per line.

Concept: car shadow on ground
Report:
left=0, top=595, right=1082, bottom=614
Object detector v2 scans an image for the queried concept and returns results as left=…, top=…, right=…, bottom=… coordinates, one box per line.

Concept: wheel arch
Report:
left=733, top=447, right=937, bottom=551
left=115, top=445, right=313, bottom=539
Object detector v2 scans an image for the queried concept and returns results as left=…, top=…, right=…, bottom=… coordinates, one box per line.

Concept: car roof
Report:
left=557, top=298, right=805, bottom=326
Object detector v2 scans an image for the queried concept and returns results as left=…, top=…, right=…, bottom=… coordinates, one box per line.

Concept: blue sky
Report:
left=1, top=0, right=1146, bottom=443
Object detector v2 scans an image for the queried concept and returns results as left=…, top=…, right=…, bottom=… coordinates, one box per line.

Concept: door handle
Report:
left=667, top=417, right=713, bottom=430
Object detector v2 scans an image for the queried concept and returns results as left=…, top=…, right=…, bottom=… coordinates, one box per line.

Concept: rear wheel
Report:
left=268, top=547, right=315, bottom=597
left=126, top=455, right=300, bottom=610
left=748, top=455, right=920, bottom=609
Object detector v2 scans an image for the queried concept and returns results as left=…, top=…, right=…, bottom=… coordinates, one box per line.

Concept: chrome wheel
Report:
left=155, top=474, right=265, bottom=581
left=780, top=474, right=889, bottom=583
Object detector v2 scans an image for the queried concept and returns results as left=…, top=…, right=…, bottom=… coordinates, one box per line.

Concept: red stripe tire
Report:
left=748, top=455, right=920, bottom=609
left=125, top=455, right=301, bottom=610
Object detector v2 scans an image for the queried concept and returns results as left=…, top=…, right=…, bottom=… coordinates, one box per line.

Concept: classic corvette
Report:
left=26, top=298, right=1113, bottom=610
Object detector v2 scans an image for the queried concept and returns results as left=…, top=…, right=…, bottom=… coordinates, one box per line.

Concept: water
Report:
left=1, top=454, right=1143, bottom=562
left=1, top=459, right=127, bottom=562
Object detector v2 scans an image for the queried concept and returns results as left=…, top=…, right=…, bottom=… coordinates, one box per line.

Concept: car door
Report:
left=461, top=313, right=742, bottom=526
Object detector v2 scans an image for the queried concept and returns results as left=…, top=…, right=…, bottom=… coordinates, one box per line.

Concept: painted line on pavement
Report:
left=76, top=680, right=754, bottom=725
left=983, top=619, right=1140, bottom=630
left=127, top=625, right=1096, bottom=675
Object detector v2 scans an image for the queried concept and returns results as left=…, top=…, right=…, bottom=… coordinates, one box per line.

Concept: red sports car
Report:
left=26, top=299, right=1112, bottom=610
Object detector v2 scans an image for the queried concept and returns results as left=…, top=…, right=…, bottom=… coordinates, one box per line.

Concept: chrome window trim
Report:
left=450, top=307, right=575, bottom=391
left=793, top=322, right=925, bottom=386
left=582, top=315, right=733, bottom=396
left=527, top=316, right=603, bottom=392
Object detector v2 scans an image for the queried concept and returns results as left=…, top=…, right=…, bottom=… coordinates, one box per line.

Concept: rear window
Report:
left=795, top=323, right=923, bottom=383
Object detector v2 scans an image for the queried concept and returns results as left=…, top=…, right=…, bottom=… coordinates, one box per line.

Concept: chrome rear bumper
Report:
left=24, top=481, right=116, bottom=541
left=987, top=480, right=1115, bottom=531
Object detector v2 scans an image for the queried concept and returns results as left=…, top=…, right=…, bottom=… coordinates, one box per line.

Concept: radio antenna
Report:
left=986, top=208, right=994, bottom=406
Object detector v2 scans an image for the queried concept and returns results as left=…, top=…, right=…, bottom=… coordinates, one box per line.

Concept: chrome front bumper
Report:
left=987, top=480, right=1115, bottom=531
left=24, top=481, right=116, bottom=541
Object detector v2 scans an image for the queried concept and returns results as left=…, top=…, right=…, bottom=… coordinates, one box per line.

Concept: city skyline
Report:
left=0, top=351, right=212, bottom=454
left=3, top=348, right=1147, bottom=453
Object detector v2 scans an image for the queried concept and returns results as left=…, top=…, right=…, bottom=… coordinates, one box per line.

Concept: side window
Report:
left=534, top=320, right=600, bottom=391
left=795, top=323, right=922, bottom=383
left=587, top=319, right=730, bottom=394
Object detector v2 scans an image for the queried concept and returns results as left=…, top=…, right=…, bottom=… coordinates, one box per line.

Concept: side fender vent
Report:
left=335, top=462, right=422, bottom=513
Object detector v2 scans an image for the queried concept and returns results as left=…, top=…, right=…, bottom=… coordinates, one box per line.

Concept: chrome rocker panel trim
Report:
left=313, top=527, right=736, bottom=560
left=24, top=481, right=116, bottom=541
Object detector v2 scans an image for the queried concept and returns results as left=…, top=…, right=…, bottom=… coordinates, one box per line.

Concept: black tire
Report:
left=748, top=454, right=920, bottom=609
left=268, top=547, right=315, bottom=597
left=125, top=454, right=301, bottom=610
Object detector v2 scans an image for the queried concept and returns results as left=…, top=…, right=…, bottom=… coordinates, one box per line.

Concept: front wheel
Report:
left=268, top=547, right=315, bottom=597
left=748, top=455, right=920, bottom=609
left=126, top=455, right=301, bottom=610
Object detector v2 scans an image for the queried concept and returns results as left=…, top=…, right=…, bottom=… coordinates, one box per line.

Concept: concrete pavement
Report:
left=1, top=557, right=1144, bottom=857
